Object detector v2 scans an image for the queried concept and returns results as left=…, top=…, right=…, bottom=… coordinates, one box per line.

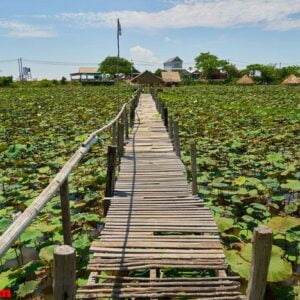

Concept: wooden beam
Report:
left=246, top=225, right=273, bottom=300
left=59, top=178, right=72, bottom=246
left=190, top=142, right=198, bottom=195
left=53, top=245, right=76, bottom=300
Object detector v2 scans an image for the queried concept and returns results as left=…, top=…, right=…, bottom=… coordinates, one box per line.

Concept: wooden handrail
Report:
left=0, top=90, right=140, bottom=258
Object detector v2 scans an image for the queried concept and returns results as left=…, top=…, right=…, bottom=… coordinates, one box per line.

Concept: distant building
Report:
left=131, top=70, right=163, bottom=87
left=163, top=57, right=183, bottom=71
left=70, top=67, right=100, bottom=82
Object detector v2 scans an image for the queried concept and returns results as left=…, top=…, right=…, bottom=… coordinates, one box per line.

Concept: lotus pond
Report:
left=0, top=85, right=133, bottom=297
left=159, top=85, right=300, bottom=299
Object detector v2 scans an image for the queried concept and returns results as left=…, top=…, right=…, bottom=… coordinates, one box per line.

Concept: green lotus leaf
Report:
left=16, top=280, right=39, bottom=298
left=267, top=216, right=300, bottom=233
left=233, top=176, right=246, bottom=186
left=267, top=152, right=284, bottom=163
left=281, top=180, right=300, bottom=191
left=39, top=245, right=56, bottom=263
left=215, top=217, right=235, bottom=232
left=20, top=229, right=43, bottom=244
left=73, top=234, right=90, bottom=251
left=38, top=166, right=51, bottom=174
left=226, top=244, right=292, bottom=282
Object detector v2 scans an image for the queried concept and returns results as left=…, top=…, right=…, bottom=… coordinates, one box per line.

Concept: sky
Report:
left=0, top=0, right=300, bottom=79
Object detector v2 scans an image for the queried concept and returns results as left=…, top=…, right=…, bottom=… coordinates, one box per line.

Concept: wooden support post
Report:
left=173, top=121, right=181, bottom=157
left=130, top=100, right=135, bottom=127
left=190, top=142, right=198, bottom=195
left=59, top=179, right=72, bottom=246
left=169, top=116, right=174, bottom=140
left=112, top=122, right=117, bottom=145
left=105, top=145, right=117, bottom=198
left=117, top=122, right=125, bottom=158
left=163, top=108, right=168, bottom=129
left=124, top=108, right=129, bottom=139
left=53, top=245, right=76, bottom=300
left=103, top=198, right=111, bottom=217
left=246, top=225, right=273, bottom=300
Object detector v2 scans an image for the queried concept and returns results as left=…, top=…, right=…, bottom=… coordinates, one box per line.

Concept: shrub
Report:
left=0, top=76, right=13, bottom=87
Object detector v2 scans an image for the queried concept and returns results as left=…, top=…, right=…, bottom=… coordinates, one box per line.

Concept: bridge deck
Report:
left=77, top=94, right=243, bottom=299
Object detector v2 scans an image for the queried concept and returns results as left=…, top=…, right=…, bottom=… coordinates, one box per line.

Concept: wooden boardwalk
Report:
left=77, top=94, right=243, bottom=299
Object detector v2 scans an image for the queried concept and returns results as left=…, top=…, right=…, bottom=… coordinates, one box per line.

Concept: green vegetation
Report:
left=194, top=52, right=300, bottom=83
left=159, top=85, right=300, bottom=297
left=0, top=85, right=133, bottom=296
left=98, top=56, right=134, bottom=75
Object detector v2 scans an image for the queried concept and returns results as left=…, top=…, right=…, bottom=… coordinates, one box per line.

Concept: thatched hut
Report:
left=161, top=71, right=181, bottom=86
left=281, top=74, right=300, bottom=86
left=236, top=75, right=254, bottom=85
left=131, top=70, right=163, bottom=86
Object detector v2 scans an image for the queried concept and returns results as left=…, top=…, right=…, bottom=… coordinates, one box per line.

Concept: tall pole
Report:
left=20, top=57, right=23, bottom=81
left=17, top=58, right=21, bottom=81
left=117, top=19, right=120, bottom=110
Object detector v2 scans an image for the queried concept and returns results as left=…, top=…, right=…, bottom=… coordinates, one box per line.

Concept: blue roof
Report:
left=164, top=56, right=183, bottom=64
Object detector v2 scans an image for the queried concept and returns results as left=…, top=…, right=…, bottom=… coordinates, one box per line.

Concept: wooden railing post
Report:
left=163, top=108, right=168, bottom=129
left=169, top=116, right=174, bottom=140
left=124, top=107, right=129, bottom=139
left=190, top=142, right=198, bottom=195
left=53, top=245, right=76, bottom=300
left=104, top=145, right=117, bottom=216
left=173, top=121, right=181, bottom=157
left=130, top=98, right=136, bottom=127
left=117, top=122, right=125, bottom=158
left=246, top=225, right=273, bottom=300
left=59, top=179, right=72, bottom=246
left=112, top=122, right=117, bottom=145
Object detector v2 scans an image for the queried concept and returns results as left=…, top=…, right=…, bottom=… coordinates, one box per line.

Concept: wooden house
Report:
left=131, top=70, right=163, bottom=86
left=163, top=57, right=183, bottom=71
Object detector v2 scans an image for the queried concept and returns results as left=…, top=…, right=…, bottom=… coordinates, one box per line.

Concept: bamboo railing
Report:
left=0, top=89, right=141, bottom=258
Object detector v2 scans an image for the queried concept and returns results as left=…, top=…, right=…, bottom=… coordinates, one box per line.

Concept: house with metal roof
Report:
left=163, top=57, right=183, bottom=71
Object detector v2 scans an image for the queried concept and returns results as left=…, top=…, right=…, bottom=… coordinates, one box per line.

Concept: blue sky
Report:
left=0, top=0, right=299, bottom=79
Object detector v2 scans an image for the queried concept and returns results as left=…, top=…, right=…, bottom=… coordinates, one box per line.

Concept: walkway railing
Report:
left=0, top=89, right=141, bottom=258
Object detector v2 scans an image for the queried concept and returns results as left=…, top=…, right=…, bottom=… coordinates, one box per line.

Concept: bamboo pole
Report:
left=190, top=142, right=198, bottom=195
left=53, top=245, right=76, bottom=300
left=59, top=178, right=72, bottom=246
left=246, top=225, right=273, bottom=300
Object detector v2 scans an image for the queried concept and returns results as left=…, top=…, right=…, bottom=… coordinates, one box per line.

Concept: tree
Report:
left=98, top=56, right=132, bottom=75
left=194, top=52, right=238, bottom=79
left=195, top=52, right=220, bottom=79
left=154, top=68, right=164, bottom=77
left=246, top=64, right=278, bottom=84
left=277, top=65, right=300, bottom=80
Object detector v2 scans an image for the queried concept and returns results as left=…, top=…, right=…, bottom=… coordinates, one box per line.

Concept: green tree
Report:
left=195, top=52, right=220, bottom=79
left=246, top=64, right=278, bottom=84
left=154, top=68, right=164, bottom=77
left=277, top=65, right=300, bottom=80
left=194, top=52, right=238, bottom=79
left=98, top=56, right=132, bottom=75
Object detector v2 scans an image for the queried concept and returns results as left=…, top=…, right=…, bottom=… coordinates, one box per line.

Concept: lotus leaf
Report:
left=267, top=216, right=300, bottom=233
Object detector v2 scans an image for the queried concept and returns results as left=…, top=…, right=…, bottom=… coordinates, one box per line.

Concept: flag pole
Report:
left=117, top=19, right=120, bottom=110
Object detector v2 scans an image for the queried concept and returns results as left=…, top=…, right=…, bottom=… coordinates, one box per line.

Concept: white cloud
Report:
left=164, top=36, right=179, bottom=43
left=130, top=46, right=161, bottom=70
left=55, top=0, right=300, bottom=31
left=0, top=20, right=56, bottom=38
